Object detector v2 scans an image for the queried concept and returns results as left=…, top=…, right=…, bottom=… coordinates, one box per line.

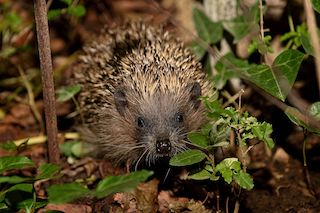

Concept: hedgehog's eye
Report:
left=137, top=117, right=145, bottom=128
left=175, top=112, right=184, bottom=123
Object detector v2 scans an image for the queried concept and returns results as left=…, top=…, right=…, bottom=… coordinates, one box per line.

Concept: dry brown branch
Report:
left=303, top=0, right=320, bottom=95
left=34, top=0, right=60, bottom=164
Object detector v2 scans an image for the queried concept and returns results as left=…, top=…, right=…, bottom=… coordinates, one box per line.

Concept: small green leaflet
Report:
left=169, top=150, right=207, bottom=166
left=56, top=84, right=81, bottom=102
left=94, top=170, right=153, bottom=198
left=187, top=132, right=208, bottom=148
left=47, top=182, right=92, bottom=204
left=36, top=163, right=60, bottom=180
left=233, top=171, right=254, bottom=190
left=192, top=8, right=223, bottom=44
left=0, top=156, right=34, bottom=173
left=312, top=0, right=320, bottom=14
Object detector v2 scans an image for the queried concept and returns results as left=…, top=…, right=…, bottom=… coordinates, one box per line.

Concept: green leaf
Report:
left=0, top=156, right=34, bottom=173
left=169, top=150, right=207, bottom=166
left=310, top=102, right=320, bottom=119
left=187, top=132, right=208, bottom=148
left=0, top=141, right=18, bottom=151
left=193, top=8, right=223, bottom=44
left=94, top=170, right=153, bottom=198
left=218, top=50, right=304, bottom=101
left=233, top=170, right=254, bottom=190
left=16, top=199, right=47, bottom=211
left=48, top=182, right=92, bottom=204
left=285, top=107, right=320, bottom=134
left=61, top=0, right=72, bottom=5
left=300, top=34, right=314, bottom=55
left=271, top=49, right=304, bottom=99
left=56, top=84, right=81, bottom=102
left=312, top=0, right=320, bottom=13
left=36, top=164, right=60, bottom=180
left=251, top=122, right=275, bottom=149
left=0, top=202, right=8, bottom=209
left=189, top=41, right=206, bottom=59
left=48, top=9, right=62, bottom=20
left=7, top=183, right=33, bottom=193
left=0, top=176, right=31, bottom=184
left=223, top=5, right=259, bottom=43
left=214, top=59, right=236, bottom=89
left=188, top=169, right=211, bottom=180
left=215, top=158, right=241, bottom=184
left=67, top=5, right=86, bottom=18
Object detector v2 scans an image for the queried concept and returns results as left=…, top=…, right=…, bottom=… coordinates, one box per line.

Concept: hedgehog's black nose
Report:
left=156, top=139, right=171, bottom=155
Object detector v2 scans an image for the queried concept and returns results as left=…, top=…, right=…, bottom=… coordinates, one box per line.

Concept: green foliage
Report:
left=312, top=0, right=320, bottom=14
left=48, top=170, right=153, bottom=203
left=0, top=156, right=60, bottom=212
left=0, top=156, right=34, bottom=173
left=281, top=23, right=314, bottom=55
left=285, top=102, right=320, bottom=135
left=48, top=0, right=86, bottom=20
left=223, top=3, right=259, bottom=42
left=0, top=155, right=153, bottom=209
left=56, top=84, right=81, bottom=102
left=193, top=8, right=223, bottom=45
left=248, top=35, right=274, bottom=55
left=215, top=49, right=304, bottom=101
left=169, top=98, right=274, bottom=190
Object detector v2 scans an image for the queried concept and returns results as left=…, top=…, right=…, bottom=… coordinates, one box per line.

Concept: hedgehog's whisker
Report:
left=134, top=149, right=148, bottom=171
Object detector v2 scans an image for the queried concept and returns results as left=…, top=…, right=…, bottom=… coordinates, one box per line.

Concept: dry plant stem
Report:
left=259, top=0, right=268, bottom=63
left=34, top=0, right=60, bottom=164
left=303, top=0, right=320, bottom=94
left=18, top=67, right=44, bottom=132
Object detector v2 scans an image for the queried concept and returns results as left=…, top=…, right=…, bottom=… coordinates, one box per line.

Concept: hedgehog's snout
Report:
left=156, top=138, right=171, bottom=155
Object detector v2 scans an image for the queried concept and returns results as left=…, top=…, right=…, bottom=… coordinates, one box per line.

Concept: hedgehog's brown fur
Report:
left=71, top=22, right=214, bottom=167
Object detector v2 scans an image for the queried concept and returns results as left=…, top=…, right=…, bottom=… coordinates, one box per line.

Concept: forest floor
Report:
left=1, top=0, right=320, bottom=212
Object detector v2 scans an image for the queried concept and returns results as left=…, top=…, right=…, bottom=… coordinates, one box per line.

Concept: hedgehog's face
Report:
left=114, top=82, right=205, bottom=165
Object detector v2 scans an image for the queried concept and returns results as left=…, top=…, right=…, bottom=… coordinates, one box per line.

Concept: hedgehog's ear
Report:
left=188, top=82, right=201, bottom=109
left=114, top=88, right=128, bottom=116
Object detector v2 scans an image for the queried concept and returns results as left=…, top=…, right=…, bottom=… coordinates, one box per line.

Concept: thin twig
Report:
left=34, top=0, right=60, bottom=164
left=303, top=0, right=320, bottom=95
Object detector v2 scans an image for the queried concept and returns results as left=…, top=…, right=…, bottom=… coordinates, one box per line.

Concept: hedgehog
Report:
left=71, top=22, right=214, bottom=167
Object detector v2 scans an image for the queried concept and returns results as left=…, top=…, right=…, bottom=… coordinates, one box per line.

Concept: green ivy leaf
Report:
left=0, top=156, right=34, bottom=173
left=312, top=0, right=320, bottom=13
left=67, top=5, right=86, bottom=18
left=222, top=50, right=304, bottom=101
left=36, top=164, right=60, bottom=180
left=193, top=8, right=223, bottom=44
left=94, top=170, right=153, bottom=199
left=271, top=49, right=304, bottom=99
left=56, top=84, right=81, bottom=102
left=48, top=182, right=92, bottom=204
left=285, top=106, right=320, bottom=134
left=300, top=34, right=314, bottom=56
left=233, top=170, right=254, bottom=190
left=189, top=41, right=206, bottom=59
left=223, top=3, right=259, bottom=43
left=169, top=150, right=207, bottom=166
